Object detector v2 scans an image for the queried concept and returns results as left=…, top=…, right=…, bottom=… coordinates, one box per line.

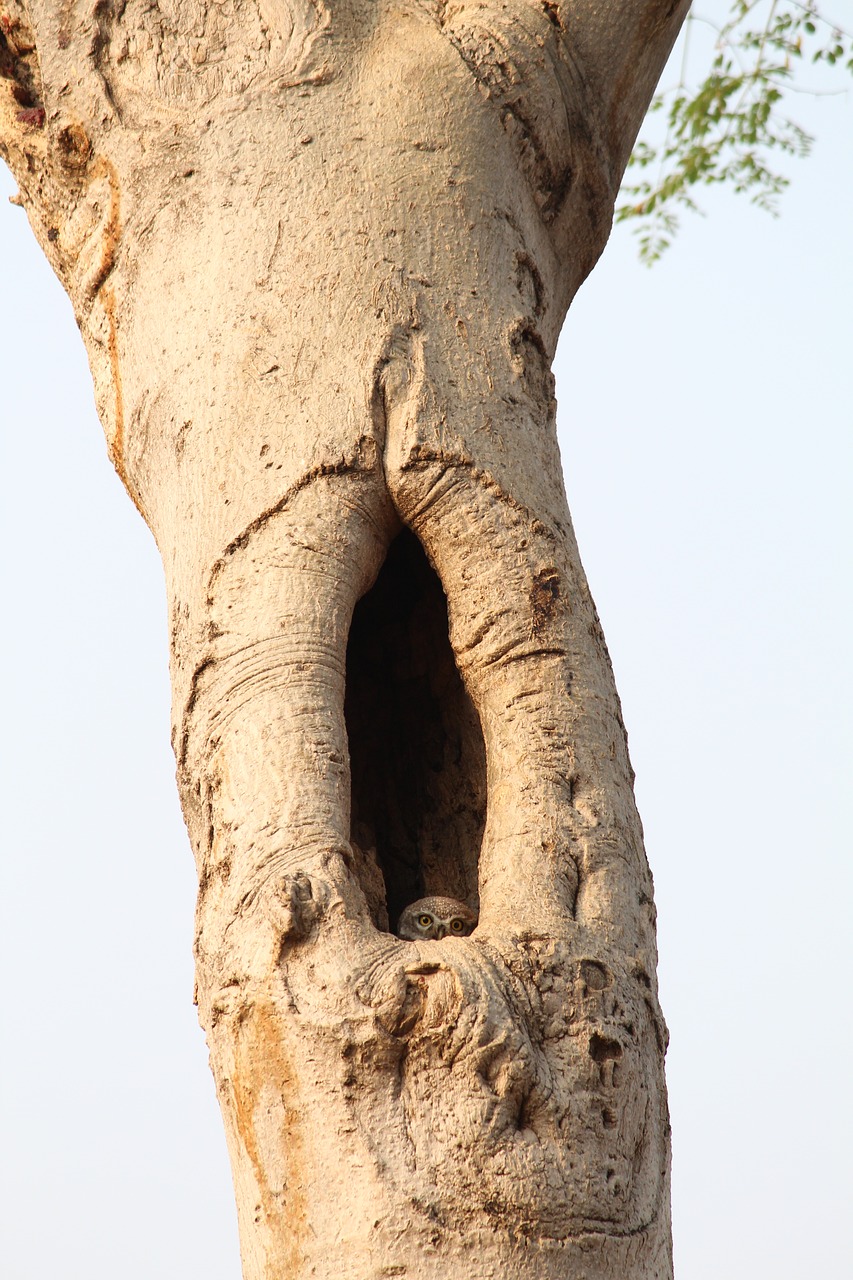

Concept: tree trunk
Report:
left=1, top=3, right=688, bottom=1276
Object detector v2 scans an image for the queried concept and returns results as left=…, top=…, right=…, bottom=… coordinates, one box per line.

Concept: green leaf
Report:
left=621, top=2, right=853, bottom=262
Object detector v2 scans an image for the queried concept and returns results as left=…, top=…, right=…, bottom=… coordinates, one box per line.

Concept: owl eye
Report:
left=418, top=914, right=433, bottom=928
left=450, top=918, right=465, bottom=932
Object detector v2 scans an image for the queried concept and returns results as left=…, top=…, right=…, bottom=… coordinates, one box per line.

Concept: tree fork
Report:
left=1, top=2, right=688, bottom=1276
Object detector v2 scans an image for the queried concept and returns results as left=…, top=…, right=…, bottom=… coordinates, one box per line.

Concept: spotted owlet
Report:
left=396, top=896, right=478, bottom=941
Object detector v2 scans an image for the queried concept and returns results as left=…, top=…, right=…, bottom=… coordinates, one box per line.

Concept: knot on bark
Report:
left=355, top=945, right=541, bottom=1115
left=264, top=872, right=331, bottom=946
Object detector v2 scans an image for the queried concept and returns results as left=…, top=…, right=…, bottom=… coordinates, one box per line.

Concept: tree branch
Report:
left=559, top=0, right=693, bottom=185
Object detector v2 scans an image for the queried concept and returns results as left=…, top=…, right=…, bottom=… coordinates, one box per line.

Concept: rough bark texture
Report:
left=1, top=2, right=688, bottom=1276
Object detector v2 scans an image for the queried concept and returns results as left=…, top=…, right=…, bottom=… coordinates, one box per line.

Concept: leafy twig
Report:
left=618, top=1, right=853, bottom=263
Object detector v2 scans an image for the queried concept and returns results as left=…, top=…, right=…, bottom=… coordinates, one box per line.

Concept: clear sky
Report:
left=1, top=15, right=851, bottom=1280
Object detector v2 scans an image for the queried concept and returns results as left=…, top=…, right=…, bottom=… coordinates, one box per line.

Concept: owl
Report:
left=396, top=896, right=478, bottom=941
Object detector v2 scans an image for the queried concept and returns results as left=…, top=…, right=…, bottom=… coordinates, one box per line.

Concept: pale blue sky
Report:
left=1, top=15, right=851, bottom=1279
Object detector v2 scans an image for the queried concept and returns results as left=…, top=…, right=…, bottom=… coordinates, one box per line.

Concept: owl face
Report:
left=396, top=896, right=478, bottom=941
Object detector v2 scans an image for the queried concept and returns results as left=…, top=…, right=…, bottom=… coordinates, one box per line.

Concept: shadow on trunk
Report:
left=345, top=529, right=485, bottom=932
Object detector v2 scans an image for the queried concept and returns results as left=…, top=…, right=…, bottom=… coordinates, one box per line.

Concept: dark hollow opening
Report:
left=344, top=529, right=486, bottom=933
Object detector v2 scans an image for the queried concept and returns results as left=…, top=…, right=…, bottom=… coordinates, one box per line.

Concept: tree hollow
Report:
left=345, top=529, right=485, bottom=931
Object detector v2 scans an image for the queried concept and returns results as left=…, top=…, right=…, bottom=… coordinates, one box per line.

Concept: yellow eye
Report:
left=418, top=914, right=433, bottom=928
left=451, top=918, right=465, bottom=932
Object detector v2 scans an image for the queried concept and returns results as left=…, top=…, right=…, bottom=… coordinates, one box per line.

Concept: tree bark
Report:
left=1, top=2, right=688, bottom=1276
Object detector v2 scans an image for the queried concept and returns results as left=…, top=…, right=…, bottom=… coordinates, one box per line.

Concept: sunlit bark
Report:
left=1, top=3, right=688, bottom=1275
